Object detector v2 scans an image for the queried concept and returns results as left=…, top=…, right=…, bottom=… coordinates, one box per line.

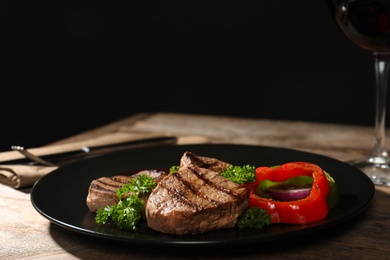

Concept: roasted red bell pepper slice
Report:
left=243, top=162, right=330, bottom=225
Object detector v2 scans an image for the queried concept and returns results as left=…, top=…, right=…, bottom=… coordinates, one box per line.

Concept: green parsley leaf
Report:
left=95, top=205, right=113, bottom=225
left=237, top=207, right=272, bottom=229
left=220, top=165, right=256, bottom=184
left=110, top=195, right=143, bottom=230
left=95, top=174, right=156, bottom=231
left=116, top=174, right=156, bottom=198
left=169, top=165, right=180, bottom=174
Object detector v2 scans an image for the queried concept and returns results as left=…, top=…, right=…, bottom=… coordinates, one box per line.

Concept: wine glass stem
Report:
left=371, top=52, right=390, bottom=161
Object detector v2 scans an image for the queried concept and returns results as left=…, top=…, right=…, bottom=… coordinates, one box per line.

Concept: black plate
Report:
left=30, top=144, right=375, bottom=247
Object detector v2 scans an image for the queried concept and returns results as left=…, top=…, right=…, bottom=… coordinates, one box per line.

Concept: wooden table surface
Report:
left=1, top=112, right=389, bottom=259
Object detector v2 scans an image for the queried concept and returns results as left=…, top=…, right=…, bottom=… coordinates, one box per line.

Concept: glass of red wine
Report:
left=326, top=0, right=390, bottom=185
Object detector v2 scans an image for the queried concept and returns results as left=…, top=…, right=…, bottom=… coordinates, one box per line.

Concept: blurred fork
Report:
left=11, top=146, right=56, bottom=166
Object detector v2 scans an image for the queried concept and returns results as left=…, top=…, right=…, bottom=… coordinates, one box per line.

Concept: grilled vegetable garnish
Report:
left=95, top=174, right=156, bottom=230
left=245, top=162, right=332, bottom=225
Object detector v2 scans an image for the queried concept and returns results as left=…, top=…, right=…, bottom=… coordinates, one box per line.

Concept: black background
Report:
left=0, top=1, right=379, bottom=151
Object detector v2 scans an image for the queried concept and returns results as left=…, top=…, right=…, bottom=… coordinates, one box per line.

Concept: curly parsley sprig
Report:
left=221, top=165, right=256, bottom=184
left=95, top=174, right=156, bottom=230
left=238, top=207, right=272, bottom=229
left=169, top=165, right=180, bottom=174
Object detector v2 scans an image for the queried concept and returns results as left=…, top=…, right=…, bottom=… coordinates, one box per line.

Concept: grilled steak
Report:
left=85, top=151, right=224, bottom=213
left=87, top=151, right=249, bottom=235
left=145, top=163, right=250, bottom=235
left=86, top=169, right=167, bottom=213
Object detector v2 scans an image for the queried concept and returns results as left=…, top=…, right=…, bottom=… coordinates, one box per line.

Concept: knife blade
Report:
left=2, top=136, right=178, bottom=166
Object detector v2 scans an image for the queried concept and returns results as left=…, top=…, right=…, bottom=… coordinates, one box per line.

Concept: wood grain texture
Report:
left=1, top=112, right=389, bottom=259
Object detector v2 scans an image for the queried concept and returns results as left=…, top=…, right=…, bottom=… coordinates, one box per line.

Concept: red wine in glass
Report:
left=326, top=0, right=390, bottom=185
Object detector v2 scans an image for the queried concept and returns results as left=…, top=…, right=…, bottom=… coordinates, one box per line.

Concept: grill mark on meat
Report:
left=171, top=172, right=198, bottom=195
left=166, top=171, right=223, bottom=209
left=111, top=175, right=133, bottom=183
left=187, top=166, right=247, bottom=201
left=92, top=176, right=130, bottom=191
left=160, top=173, right=203, bottom=211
